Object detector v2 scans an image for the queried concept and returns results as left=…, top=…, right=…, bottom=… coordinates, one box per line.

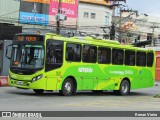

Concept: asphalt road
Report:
left=0, top=84, right=160, bottom=111
left=0, top=83, right=160, bottom=119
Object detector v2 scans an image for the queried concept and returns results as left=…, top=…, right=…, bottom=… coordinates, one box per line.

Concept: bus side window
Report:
left=125, top=50, right=135, bottom=66
left=117, top=51, right=123, bottom=64
left=112, top=49, right=124, bottom=65
left=82, top=45, right=97, bottom=63
left=89, top=47, right=97, bottom=62
left=68, top=48, right=74, bottom=60
left=66, top=43, right=81, bottom=62
left=55, top=50, right=62, bottom=63
left=45, top=40, right=64, bottom=72
left=98, top=47, right=111, bottom=64
left=112, top=50, right=118, bottom=64
left=46, top=45, right=56, bottom=64
left=82, top=47, right=89, bottom=62
left=136, top=52, right=146, bottom=66
left=147, top=52, right=154, bottom=67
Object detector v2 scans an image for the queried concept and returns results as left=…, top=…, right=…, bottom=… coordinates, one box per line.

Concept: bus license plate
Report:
left=17, top=81, right=23, bottom=85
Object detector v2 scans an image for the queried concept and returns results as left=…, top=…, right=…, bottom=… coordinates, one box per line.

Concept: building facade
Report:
left=0, top=0, right=112, bottom=36
left=78, top=1, right=112, bottom=27
left=0, top=0, right=20, bottom=23
left=115, top=11, right=160, bottom=44
left=1, top=0, right=160, bottom=41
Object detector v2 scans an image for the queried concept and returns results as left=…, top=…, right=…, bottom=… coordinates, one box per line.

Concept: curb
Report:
left=0, top=76, right=8, bottom=87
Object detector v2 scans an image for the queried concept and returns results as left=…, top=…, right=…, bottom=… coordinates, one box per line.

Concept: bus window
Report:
left=66, top=43, right=81, bottom=62
left=147, top=52, right=154, bottom=67
left=45, top=40, right=63, bottom=72
left=82, top=45, right=97, bottom=63
left=112, top=49, right=124, bottom=65
left=98, top=47, right=111, bottom=64
left=125, top=50, right=135, bottom=66
left=136, top=52, right=146, bottom=66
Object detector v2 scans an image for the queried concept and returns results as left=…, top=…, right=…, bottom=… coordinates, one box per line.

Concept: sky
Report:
left=121, top=0, right=160, bottom=18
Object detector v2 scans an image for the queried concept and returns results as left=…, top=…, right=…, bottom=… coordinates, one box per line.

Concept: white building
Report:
left=78, top=0, right=112, bottom=32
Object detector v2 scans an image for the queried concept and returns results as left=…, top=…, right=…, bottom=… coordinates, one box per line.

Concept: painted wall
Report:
left=19, top=0, right=78, bottom=27
left=156, top=51, right=160, bottom=81
left=78, top=2, right=112, bottom=27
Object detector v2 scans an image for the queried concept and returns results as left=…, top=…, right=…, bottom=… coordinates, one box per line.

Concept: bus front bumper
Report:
left=9, top=78, right=46, bottom=90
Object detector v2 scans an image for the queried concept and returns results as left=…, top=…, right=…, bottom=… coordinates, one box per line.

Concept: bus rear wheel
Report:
left=114, top=80, right=130, bottom=96
left=33, top=89, right=44, bottom=94
left=60, top=78, right=74, bottom=96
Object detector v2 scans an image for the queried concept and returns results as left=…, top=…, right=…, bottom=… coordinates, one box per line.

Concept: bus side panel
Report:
left=103, top=66, right=154, bottom=90
left=57, top=63, right=116, bottom=91
left=55, top=55, right=155, bottom=91
left=96, top=65, right=115, bottom=90
left=44, top=70, right=61, bottom=90
left=130, top=67, right=154, bottom=89
left=46, top=77, right=58, bottom=90
left=56, top=63, right=91, bottom=90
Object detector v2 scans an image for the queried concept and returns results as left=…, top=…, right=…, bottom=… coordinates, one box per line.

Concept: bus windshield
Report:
left=11, top=44, right=44, bottom=69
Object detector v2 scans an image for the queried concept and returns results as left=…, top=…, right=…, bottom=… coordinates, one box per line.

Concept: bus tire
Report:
left=120, top=80, right=130, bottom=95
left=60, top=78, right=74, bottom=96
left=33, top=89, right=44, bottom=94
left=118, top=80, right=130, bottom=96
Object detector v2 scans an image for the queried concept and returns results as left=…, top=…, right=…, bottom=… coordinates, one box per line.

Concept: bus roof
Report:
left=14, top=33, right=154, bottom=52
left=45, top=33, right=154, bottom=52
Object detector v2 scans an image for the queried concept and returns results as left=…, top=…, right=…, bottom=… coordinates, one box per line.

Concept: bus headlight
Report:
left=32, top=74, right=43, bottom=82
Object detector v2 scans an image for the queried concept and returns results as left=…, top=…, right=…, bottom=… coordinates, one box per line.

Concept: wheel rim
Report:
left=64, top=82, right=72, bottom=94
left=122, top=83, right=128, bottom=93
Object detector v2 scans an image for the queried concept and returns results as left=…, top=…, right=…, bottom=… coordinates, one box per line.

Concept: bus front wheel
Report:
left=114, top=80, right=130, bottom=96
left=33, top=89, right=44, bottom=94
left=60, top=78, right=74, bottom=96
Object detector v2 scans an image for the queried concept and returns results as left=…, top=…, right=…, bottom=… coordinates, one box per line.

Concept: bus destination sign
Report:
left=16, top=35, right=43, bottom=42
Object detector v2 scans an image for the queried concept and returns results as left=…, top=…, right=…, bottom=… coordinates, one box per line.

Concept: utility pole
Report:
left=109, top=0, right=126, bottom=40
left=118, top=7, right=122, bottom=42
left=56, top=0, right=62, bottom=34
left=110, top=0, right=116, bottom=40
left=106, top=0, right=126, bottom=40
left=151, top=22, right=159, bottom=46
left=151, top=23, right=155, bottom=46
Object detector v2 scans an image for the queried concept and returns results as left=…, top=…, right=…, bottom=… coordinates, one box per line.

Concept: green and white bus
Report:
left=8, top=33, right=156, bottom=96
